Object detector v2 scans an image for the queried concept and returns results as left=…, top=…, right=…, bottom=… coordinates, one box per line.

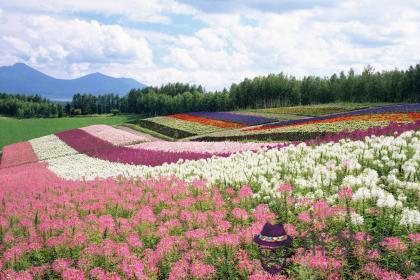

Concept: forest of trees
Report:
left=69, top=93, right=127, bottom=115
left=0, top=93, right=63, bottom=118
left=126, top=64, right=420, bottom=115
left=2, top=64, right=419, bottom=118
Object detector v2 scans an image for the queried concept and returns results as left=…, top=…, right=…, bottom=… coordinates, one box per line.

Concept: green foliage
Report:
left=125, top=64, right=419, bottom=116
left=72, top=108, right=82, bottom=115
left=71, top=93, right=127, bottom=115
left=0, top=93, right=63, bottom=118
left=110, top=108, right=120, bottom=115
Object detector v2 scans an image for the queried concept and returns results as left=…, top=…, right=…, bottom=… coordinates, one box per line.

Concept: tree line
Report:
left=2, top=64, right=419, bottom=118
left=126, top=64, right=419, bottom=115
left=0, top=93, right=63, bottom=118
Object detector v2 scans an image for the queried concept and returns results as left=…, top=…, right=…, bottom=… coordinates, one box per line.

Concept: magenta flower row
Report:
left=55, top=129, right=232, bottom=166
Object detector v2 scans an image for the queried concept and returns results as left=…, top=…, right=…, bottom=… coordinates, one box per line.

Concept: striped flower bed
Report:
left=246, top=104, right=420, bottom=131
left=185, top=111, right=276, bottom=125
left=0, top=142, right=38, bottom=168
left=55, top=129, right=231, bottom=166
left=80, top=125, right=151, bottom=145
left=169, top=114, right=245, bottom=128
left=130, top=141, right=283, bottom=154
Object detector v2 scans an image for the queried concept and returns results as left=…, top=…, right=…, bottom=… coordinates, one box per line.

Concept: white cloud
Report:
left=0, top=0, right=197, bottom=24
left=0, top=0, right=419, bottom=90
left=0, top=14, right=153, bottom=78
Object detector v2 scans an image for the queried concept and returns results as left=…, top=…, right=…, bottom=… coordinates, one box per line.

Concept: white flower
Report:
left=376, top=193, right=397, bottom=208
left=352, top=187, right=371, bottom=201
left=351, top=212, right=364, bottom=225
left=400, top=208, right=420, bottom=226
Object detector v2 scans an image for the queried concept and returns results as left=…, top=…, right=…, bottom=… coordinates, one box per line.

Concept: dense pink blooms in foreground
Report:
left=0, top=159, right=287, bottom=279
left=0, top=157, right=418, bottom=279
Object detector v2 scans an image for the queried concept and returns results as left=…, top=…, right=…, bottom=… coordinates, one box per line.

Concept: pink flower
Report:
left=185, top=228, right=208, bottom=240
left=168, top=259, right=189, bottom=280
left=90, top=267, right=106, bottom=279
left=408, top=233, right=420, bottom=244
left=126, top=233, right=143, bottom=248
left=339, top=187, right=353, bottom=200
left=211, top=233, right=240, bottom=247
left=238, top=185, right=253, bottom=198
left=380, top=237, right=407, bottom=252
left=284, top=223, right=298, bottom=237
left=298, top=212, right=312, bottom=223
left=51, top=258, right=72, bottom=273
left=364, top=263, right=404, bottom=280
left=232, top=208, right=249, bottom=220
left=225, top=187, right=235, bottom=195
left=62, top=268, right=85, bottom=280
left=253, top=204, right=276, bottom=222
left=278, top=182, right=293, bottom=193
left=313, top=200, right=333, bottom=220
left=190, top=262, right=215, bottom=279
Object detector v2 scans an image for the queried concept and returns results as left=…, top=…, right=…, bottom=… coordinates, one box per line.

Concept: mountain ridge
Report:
left=0, top=63, right=145, bottom=101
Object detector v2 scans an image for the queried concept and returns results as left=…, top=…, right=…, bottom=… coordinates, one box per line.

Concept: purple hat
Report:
left=253, top=222, right=292, bottom=248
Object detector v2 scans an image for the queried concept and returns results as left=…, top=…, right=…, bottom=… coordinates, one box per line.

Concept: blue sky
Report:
left=0, top=0, right=419, bottom=90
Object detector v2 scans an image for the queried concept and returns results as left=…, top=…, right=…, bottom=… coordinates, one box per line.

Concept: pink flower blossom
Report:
left=408, top=233, right=420, bottom=244
left=278, top=182, right=293, bottom=193
left=284, top=223, right=298, bottom=237
left=380, top=237, right=407, bottom=252
left=238, top=185, right=253, bottom=198
left=298, top=212, right=312, bottom=223
left=339, top=187, right=353, bottom=200
left=190, top=262, right=215, bottom=279
left=232, top=208, right=249, bottom=220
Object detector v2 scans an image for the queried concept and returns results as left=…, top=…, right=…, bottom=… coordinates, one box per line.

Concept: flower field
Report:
left=247, top=103, right=393, bottom=117
left=180, top=112, right=276, bottom=126
left=134, top=111, right=278, bottom=140
left=196, top=104, right=420, bottom=141
left=142, top=117, right=225, bottom=135
left=0, top=105, right=420, bottom=279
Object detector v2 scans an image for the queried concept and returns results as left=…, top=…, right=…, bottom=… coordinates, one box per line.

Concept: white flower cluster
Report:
left=400, top=208, right=420, bottom=226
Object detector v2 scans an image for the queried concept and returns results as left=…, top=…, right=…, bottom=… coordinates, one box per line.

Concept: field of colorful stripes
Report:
left=48, top=126, right=286, bottom=167
left=180, top=112, right=277, bottom=126
left=245, top=104, right=420, bottom=132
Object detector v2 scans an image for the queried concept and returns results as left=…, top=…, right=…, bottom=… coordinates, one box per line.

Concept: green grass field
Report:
left=0, top=115, right=137, bottom=149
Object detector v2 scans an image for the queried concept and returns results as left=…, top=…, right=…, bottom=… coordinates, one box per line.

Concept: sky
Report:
left=0, top=0, right=419, bottom=90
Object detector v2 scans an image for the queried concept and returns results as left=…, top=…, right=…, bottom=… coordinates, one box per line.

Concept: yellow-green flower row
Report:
left=146, top=116, right=225, bottom=135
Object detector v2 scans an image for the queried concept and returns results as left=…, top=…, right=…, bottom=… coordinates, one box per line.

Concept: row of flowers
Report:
left=0, top=141, right=419, bottom=279
left=247, top=112, right=420, bottom=132
left=0, top=142, right=38, bottom=168
left=54, top=129, right=232, bottom=166
left=184, top=112, right=276, bottom=126
left=130, top=141, right=282, bottom=154
left=146, top=116, right=224, bottom=134
left=169, top=114, right=245, bottom=129
left=0, top=128, right=284, bottom=168
left=248, top=104, right=420, bottom=131
left=80, top=125, right=152, bottom=145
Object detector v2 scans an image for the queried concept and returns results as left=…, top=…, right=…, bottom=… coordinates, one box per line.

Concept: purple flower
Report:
left=187, top=112, right=276, bottom=125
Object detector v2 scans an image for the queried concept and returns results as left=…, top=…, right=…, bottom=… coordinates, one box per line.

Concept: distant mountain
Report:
left=0, top=63, right=145, bottom=101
